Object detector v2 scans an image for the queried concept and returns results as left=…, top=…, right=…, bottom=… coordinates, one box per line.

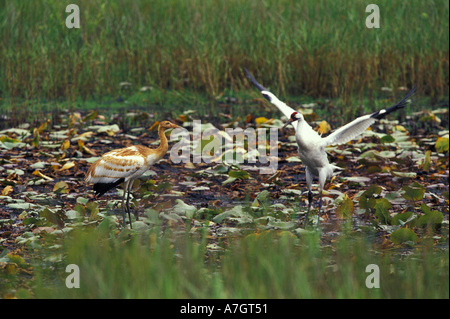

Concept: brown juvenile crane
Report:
left=85, top=120, right=180, bottom=228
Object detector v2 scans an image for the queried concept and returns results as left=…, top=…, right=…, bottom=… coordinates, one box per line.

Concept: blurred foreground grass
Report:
left=26, top=224, right=448, bottom=299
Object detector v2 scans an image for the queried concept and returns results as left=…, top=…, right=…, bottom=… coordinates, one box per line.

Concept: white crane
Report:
left=244, top=68, right=416, bottom=227
left=85, top=120, right=180, bottom=228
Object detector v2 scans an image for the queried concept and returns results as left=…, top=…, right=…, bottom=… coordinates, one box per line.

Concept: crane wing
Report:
left=321, top=87, right=416, bottom=147
left=320, top=115, right=376, bottom=147
left=85, top=147, right=146, bottom=185
left=244, top=68, right=299, bottom=130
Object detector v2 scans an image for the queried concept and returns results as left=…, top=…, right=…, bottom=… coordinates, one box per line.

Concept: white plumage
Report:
left=245, top=68, right=416, bottom=227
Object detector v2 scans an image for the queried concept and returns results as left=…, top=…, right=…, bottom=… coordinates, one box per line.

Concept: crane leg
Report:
left=304, top=168, right=314, bottom=228
left=315, top=172, right=327, bottom=229
left=129, top=181, right=139, bottom=221
left=120, top=181, right=133, bottom=229
left=121, top=185, right=127, bottom=226
left=317, top=191, right=323, bottom=228
left=304, top=190, right=313, bottom=228
left=125, top=188, right=132, bottom=229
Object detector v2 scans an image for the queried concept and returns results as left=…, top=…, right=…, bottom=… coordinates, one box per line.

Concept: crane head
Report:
left=290, top=112, right=302, bottom=121
left=282, top=112, right=302, bottom=129
left=159, top=121, right=180, bottom=130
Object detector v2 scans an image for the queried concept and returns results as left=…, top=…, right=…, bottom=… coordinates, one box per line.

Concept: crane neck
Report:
left=156, top=124, right=169, bottom=155
left=294, top=118, right=304, bottom=131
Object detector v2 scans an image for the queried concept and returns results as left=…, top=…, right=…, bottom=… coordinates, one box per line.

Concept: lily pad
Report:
left=380, top=135, right=395, bottom=143
left=39, top=208, right=65, bottom=229
left=435, top=137, right=449, bottom=153
left=390, top=228, right=418, bottom=244
left=335, top=195, right=354, bottom=219
left=53, top=181, right=69, bottom=194
left=264, top=217, right=296, bottom=230
left=374, top=198, right=392, bottom=224
left=7, top=202, right=36, bottom=210
left=88, top=124, right=120, bottom=134
left=0, top=128, right=31, bottom=140
left=172, top=199, right=197, bottom=219
left=30, top=162, right=47, bottom=169
left=392, top=171, right=417, bottom=178
left=213, top=206, right=252, bottom=224
left=402, top=182, right=425, bottom=201
left=417, top=204, right=444, bottom=228
left=282, top=189, right=303, bottom=196
left=191, top=186, right=210, bottom=191
left=391, top=211, right=415, bottom=226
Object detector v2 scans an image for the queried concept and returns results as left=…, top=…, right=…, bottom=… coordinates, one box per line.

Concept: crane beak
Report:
left=169, top=123, right=181, bottom=129
left=282, top=118, right=293, bottom=130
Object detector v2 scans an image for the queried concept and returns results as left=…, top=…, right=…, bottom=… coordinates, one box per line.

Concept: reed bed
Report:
left=1, top=0, right=448, bottom=106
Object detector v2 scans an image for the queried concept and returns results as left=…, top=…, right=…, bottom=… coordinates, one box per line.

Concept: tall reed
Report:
left=1, top=0, right=448, bottom=106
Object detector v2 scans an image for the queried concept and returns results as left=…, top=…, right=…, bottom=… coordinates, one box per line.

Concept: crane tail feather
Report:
left=93, top=178, right=125, bottom=198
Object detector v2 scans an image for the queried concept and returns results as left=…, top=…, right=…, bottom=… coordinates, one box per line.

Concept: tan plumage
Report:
left=85, top=121, right=180, bottom=228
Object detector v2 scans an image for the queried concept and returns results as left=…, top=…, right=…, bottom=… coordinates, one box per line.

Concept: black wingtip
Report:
left=371, top=86, right=417, bottom=120
left=93, top=178, right=125, bottom=198
left=244, top=68, right=269, bottom=92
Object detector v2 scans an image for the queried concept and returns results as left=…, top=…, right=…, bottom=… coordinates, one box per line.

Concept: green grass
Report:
left=29, top=224, right=449, bottom=299
left=1, top=0, right=448, bottom=106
